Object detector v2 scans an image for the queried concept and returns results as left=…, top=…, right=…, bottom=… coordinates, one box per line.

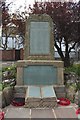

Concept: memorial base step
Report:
left=25, top=86, right=57, bottom=108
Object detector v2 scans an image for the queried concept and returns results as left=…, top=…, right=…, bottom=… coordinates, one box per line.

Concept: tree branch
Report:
left=69, top=42, right=77, bottom=53
left=54, top=41, right=64, bottom=61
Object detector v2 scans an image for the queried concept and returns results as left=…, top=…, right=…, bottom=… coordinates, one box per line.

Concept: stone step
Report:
left=25, top=86, right=57, bottom=108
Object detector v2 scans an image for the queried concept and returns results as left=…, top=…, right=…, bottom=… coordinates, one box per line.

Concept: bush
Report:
left=0, top=70, right=2, bottom=79
left=65, top=63, right=80, bottom=92
left=65, top=63, right=80, bottom=77
left=2, top=65, right=17, bottom=80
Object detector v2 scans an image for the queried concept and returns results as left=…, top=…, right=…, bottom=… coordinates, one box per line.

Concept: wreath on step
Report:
left=0, top=112, right=4, bottom=120
left=11, top=97, right=25, bottom=106
left=76, top=108, right=80, bottom=115
left=57, top=98, right=71, bottom=106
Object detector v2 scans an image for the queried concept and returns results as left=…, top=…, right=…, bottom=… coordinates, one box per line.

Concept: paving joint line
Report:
left=73, top=106, right=77, bottom=112
left=30, top=109, right=32, bottom=119
left=52, top=109, right=57, bottom=119
left=4, top=109, right=9, bottom=117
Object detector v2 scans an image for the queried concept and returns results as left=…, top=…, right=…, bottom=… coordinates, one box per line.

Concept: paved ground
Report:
left=2, top=104, right=80, bottom=119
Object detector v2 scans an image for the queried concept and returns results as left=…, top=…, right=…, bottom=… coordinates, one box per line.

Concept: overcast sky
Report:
left=6, top=0, right=79, bottom=13
left=6, top=0, right=35, bottom=12
left=6, top=0, right=48, bottom=12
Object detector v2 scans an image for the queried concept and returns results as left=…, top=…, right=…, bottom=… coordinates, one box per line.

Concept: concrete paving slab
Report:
left=70, top=103, right=78, bottom=109
left=78, top=114, right=80, bottom=119
left=2, top=104, right=79, bottom=119
left=31, top=108, right=55, bottom=118
left=3, top=104, right=24, bottom=108
left=3, top=105, right=25, bottom=114
left=5, top=108, right=30, bottom=118
left=54, top=107, right=77, bottom=118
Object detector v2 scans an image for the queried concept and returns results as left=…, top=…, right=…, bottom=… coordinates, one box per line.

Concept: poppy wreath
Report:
left=11, top=97, right=25, bottom=106
left=57, top=98, right=71, bottom=106
left=76, top=108, right=80, bottom=115
left=0, top=112, right=4, bottom=120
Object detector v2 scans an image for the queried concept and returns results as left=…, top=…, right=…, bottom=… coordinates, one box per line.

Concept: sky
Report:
left=6, top=0, right=38, bottom=13
left=6, top=0, right=35, bottom=13
left=6, top=0, right=79, bottom=13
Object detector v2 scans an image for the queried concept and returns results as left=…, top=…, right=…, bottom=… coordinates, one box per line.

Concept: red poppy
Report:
left=76, top=108, right=80, bottom=115
left=57, top=98, right=70, bottom=106
left=11, top=97, right=25, bottom=107
left=0, top=112, right=4, bottom=120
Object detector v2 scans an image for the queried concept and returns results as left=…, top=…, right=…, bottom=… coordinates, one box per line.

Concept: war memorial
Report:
left=16, top=14, right=65, bottom=108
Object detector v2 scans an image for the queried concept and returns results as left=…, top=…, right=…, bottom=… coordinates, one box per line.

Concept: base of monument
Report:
left=54, top=85, right=66, bottom=98
left=13, top=85, right=66, bottom=108
left=25, top=101, right=57, bottom=108
left=16, top=60, right=64, bottom=86
left=25, top=86, right=57, bottom=108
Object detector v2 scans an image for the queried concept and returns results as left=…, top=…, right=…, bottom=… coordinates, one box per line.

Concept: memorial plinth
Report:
left=16, top=60, right=64, bottom=86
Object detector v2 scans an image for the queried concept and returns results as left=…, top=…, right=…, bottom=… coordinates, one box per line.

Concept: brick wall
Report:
left=20, top=48, right=24, bottom=60
left=0, top=49, right=79, bottom=61
left=0, top=50, right=2, bottom=60
left=0, top=49, right=15, bottom=61
left=0, top=49, right=24, bottom=61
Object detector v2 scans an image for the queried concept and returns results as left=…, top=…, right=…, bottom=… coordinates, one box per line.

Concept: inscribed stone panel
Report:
left=30, top=22, right=50, bottom=54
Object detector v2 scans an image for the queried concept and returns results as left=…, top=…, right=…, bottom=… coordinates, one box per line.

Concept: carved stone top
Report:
left=27, top=14, right=53, bottom=23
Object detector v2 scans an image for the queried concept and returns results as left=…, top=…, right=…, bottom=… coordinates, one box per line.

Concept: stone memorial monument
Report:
left=16, top=14, right=65, bottom=108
